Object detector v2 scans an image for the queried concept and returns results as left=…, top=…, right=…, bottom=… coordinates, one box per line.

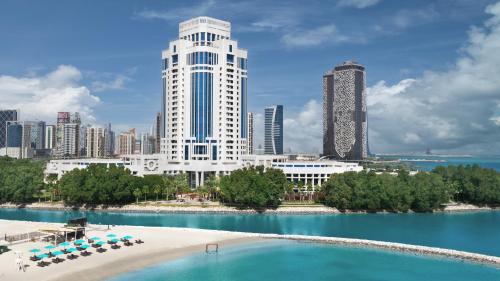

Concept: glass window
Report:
left=212, top=33, right=216, bottom=41
left=191, top=34, right=195, bottom=41
left=229, top=44, right=233, bottom=52
left=195, top=33, right=199, bottom=41
left=201, top=32, right=205, bottom=41
left=172, top=54, right=178, bottom=64
left=173, top=45, right=176, bottom=53
left=227, top=54, right=234, bottom=63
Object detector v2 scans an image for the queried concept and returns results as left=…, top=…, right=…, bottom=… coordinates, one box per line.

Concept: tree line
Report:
left=321, top=165, right=500, bottom=212
left=1, top=156, right=499, bottom=212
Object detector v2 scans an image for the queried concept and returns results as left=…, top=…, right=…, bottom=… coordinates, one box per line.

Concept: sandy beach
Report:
left=2, top=218, right=500, bottom=281
left=0, top=220, right=258, bottom=281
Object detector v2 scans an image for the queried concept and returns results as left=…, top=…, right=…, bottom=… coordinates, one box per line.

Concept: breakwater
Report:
left=252, top=233, right=500, bottom=266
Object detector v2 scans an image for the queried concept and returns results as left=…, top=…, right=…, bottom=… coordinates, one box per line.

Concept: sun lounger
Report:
left=124, top=241, right=133, bottom=246
left=135, top=239, right=144, bottom=244
left=97, top=248, right=107, bottom=253
left=81, top=251, right=91, bottom=256
left=111, top=244, right=121, bottom=249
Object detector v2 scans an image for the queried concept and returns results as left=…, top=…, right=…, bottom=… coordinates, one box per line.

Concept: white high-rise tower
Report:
left=161, top=17, right=248, bottom=164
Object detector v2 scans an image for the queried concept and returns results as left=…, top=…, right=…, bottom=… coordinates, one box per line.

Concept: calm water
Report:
left=382, top=155, right=500, bottom=171
left=109, top=240, right=500, bottom=281
left=1, top=208, right=499, bottom=256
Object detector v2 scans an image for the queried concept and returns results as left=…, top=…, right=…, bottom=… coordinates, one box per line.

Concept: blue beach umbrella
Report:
left=29, top=248, right=41, bottom=253
left=80, top=244, right=89, bottom=250
left=106, top=234, right=117, bottom=238
left=74, top=239, right=85, bottom=245
left=123, top=235, right=133, bottom=240
left=45, top=245, right=56, bottom=250
left=58, top=242, right=70, bottom=247
left=90, top=236, right=101, bottom=241
left=110, top=238, right=119, bottom=243
left=67, top=247, right=77, bottom=253
left=95, top=241, right=105, bottom=246
left=52, top=251, right=64, bottom=256
left=37, top=253, right=49, bottom=259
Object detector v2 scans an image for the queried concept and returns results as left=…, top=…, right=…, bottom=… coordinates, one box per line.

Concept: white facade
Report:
left=271, top=161, right=363, bottom=187
left=85, top=126, right=106, bottom=158
left=46, top=154, right=363, bottom=189
left=161, top=16, right=248, bottom=164
left=247, top=112, right=254, bottom=154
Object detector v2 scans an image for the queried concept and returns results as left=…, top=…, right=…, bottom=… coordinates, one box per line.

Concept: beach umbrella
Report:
left=36, top=253, right=48, bottom=260
left=106, top=234, right=117, bottom=238
left=58, top=242, right=70, bottom=247
left=95, top=241, right=105, bottom=246
left=45, top=245, right=56, bottom=250
left=110, top=238, right=119, bottom=244
left=123, top=235, right=133, bottom=240
left=67, top=247, right=77, bottom=253
left=74, top=239, right=85, bottom=245
left=90, top=236, right=101, bottom=241
left=29, top=248, right=41, bottom=253
left=52, top=250, right=63, bottom=256
left=79, top=244, right=89, bottom=250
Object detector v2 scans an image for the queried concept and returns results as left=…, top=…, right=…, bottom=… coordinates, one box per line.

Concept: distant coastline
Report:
left=0, top=202, right=497, bottom=215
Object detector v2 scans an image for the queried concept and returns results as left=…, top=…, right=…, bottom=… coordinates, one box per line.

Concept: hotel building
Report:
left=323, top=61, right=367, bottom=160
left=264, top=105, right=283, bottom=155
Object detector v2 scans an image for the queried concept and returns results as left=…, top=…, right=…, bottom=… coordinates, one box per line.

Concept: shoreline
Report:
left=0, top=202, right=497, bottom=215
left=0, top=220, right=499, bottom=281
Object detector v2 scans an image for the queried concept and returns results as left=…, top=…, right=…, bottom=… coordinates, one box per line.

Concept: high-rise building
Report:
left=104, top=123, right=115, bottom=157
left=161, top=16, right=248, bottom=162
left=117, top=129, right=136, bottom=155
left=45, top=125, right=56, bottom=149
left=27, top=121, right=46, bottom=150
left=323, top=60, right=367, bottom=160
left=141, top=132, right=155, bottom=155
left=264, top=105, right=283, bottom=155
left=85, top=126, right=106, bottom=158
left=54, top=112, right=81, bottom=158
left=247, top=112, right=254, bottom=154
left=154, top=112, right=161, bottom=154
left=0, top=109, right=18, bottom=148
left=2, top=121, right=33, bottom=158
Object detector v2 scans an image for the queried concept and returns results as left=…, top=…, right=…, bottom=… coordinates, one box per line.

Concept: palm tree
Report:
left=142, top=185, right=149, bottom=202
left=133, top=188, right=142, bottom=204
left=153, top=184, right=161, bottom=201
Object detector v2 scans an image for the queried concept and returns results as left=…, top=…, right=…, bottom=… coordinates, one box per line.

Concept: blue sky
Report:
left=1, top=0, right=500, bottom=154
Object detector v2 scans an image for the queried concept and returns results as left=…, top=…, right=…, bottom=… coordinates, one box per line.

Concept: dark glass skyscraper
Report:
left=264, top=105, right=283, bottom=155
left=323, top=61, right=367, bottom=160
left=0, top=109, right=18, bottom=148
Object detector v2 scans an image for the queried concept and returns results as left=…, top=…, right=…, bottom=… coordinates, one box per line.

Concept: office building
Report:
left=1, top=121, right=33, bottom=159
left=141, top=132, right=155, bottom=155
left=247, top=112, right=254, bottom=154
left=155, top=112, right=161, bottom=153
left=45, top=125, right=56, bottom=149
left=264, top=105, right=283, bottom=155
left=27, top=121, right=46, bottom=150
left=104, top=123, right=115, bottom=157
left=323, top=61, right=367, bottom=160
left=0, top=109, right=19, bottom=148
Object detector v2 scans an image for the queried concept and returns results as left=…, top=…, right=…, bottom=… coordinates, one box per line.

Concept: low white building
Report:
left=272, top=161, right=363, bottom=187
left=45, top=153, right=363, bottom=188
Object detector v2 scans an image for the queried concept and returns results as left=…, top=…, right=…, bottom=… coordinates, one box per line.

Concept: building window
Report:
left=172, top=54, right=178, bottom=64
left=227, top=54, right=234, bottom=63
left=229, top=44, right=233, bottom=52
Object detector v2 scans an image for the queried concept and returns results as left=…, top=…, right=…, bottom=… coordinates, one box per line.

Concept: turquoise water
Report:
left=1, top=208, right=500, bottom=256
left=109, top=240, right=500, bottom=281
left=381, top=155, right=500, bottom=171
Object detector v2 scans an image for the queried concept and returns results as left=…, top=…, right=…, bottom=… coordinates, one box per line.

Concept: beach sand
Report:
left=0, top=220, right=259, bottom=281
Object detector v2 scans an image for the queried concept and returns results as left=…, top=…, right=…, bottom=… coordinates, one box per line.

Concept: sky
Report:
left=1, top=0, right=500, bottom=155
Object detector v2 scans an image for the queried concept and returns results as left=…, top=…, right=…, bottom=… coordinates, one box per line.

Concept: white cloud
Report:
left=91, top=74, right=130, bottom=92
left=366, top=1, right=500, bottom=153
left=282, top=24, right=353, bottom=47
left=134, top=0, right=217, bottom=22
left=338, top=0, right=381, bottom=9
left=0, top=65, right=100, bottom=123
left=392, top=5, right=440, bottom=29
left=283, top=100, right=323, bottom=153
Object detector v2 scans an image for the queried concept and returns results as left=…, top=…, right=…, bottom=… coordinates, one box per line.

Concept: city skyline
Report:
left=1, top=1, right=500, bottom=155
